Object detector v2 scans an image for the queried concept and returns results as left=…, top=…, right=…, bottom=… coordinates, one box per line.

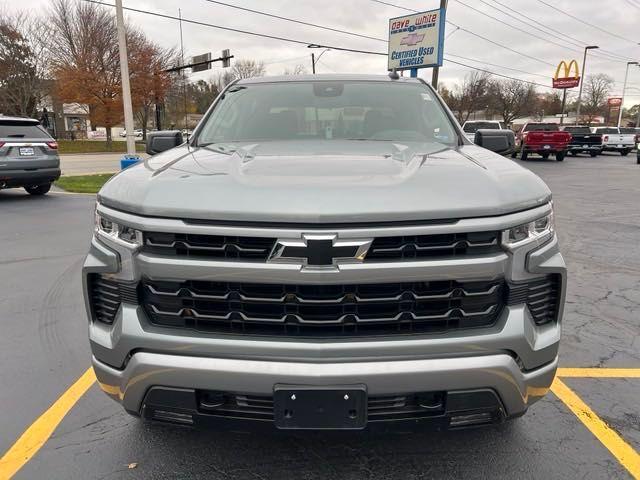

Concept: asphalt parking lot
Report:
left=1, top=152, right=639, bottom=479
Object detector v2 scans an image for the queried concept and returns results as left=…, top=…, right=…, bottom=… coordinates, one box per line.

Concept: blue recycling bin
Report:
left=120, top=154, right=141, bottom=170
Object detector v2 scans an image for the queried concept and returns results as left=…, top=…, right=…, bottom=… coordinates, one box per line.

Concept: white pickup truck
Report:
left=461, top=120, right=506, bottom=143
left=592, top=127, right=635, bottom=156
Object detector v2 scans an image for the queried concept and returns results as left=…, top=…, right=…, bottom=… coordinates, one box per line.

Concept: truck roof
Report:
left=236, top=73, right=423, bottom=85
left=0, top=115, right=39, bottom=124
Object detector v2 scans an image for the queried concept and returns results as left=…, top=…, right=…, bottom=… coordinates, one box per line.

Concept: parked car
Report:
left=119, top=129, right=144, bottom=138
left=561, top=126, right=602, bottom=157
left=461, top=120, right=506, bottom=143
left=512, top=123, right=571, bottom=161
left=84, top=74, right=565, bottom=431
left=592, top=127, right=635, bottom=156
left=0, top=116, right=60, bottom=195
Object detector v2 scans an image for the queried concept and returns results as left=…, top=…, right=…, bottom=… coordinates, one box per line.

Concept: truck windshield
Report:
left=563, top=127, right=591, bottom=134
left=196, top=81, right=458, bottom=146
left=523, top=124, right=559, bottom=132
left=462, top=122, right=499, bottom=133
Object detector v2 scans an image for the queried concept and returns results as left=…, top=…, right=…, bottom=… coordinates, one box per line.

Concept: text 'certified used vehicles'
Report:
left=84, top=74, right=566, bottom=431
left=513, top=122, right=571, bottom=161
left=561, top=126, right=603, bottom=157
left=0, top=116, right=60, bottom=195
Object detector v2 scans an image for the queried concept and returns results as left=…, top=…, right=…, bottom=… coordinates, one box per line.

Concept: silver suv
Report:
left=0, top=116, right=60, bottom=195
left=84, top=75, right=566, bottom=430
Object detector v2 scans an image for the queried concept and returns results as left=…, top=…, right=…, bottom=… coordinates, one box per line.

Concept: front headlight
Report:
left=501, top=208, right=554, bottom=250
left=95, top=210, right=142, bottom=247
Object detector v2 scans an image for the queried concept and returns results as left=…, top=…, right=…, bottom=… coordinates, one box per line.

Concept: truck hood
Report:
left=98, top=140, right=551, bottom=223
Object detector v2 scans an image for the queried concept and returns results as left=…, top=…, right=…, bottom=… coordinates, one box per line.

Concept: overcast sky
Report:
left=5, top=0, right=640, bottom=104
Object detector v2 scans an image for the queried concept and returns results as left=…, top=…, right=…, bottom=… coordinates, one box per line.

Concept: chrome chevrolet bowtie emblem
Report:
left=400, top=33, right=425, bottom=46
left=268, top=234, right=372, bottom=268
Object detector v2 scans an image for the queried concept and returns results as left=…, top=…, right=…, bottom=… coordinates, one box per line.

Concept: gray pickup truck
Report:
left=84, top=74, right=566, bottom=431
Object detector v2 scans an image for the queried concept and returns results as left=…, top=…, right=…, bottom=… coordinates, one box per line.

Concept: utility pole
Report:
left=178, top=8, right=188, bottom=132
left=115, top=0, right=137, bottom=160
left=311, top=53, right=315, bottom=74
left=575, top=45, right=599, bottom=125
left=617, top=61, right=638, bottom=128
left=431, top=0, right=448, bottom=89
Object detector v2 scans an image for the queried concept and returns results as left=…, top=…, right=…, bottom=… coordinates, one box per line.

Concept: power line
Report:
left=536, top=0, right=639, bottom=45
left=203, top=0, right=387, bottom=44
left=480, top=0, right=632, bottom=63
left=451, top=0, right=590, bottom=59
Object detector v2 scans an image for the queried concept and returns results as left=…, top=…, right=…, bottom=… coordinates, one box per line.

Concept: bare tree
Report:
left=445, top=72, right=491, bottom=124
left=0, top=12, right=50, bottom=117
left=581, top=73, right=614, bottom=125
left=283, top=64, right=307, bottom=75
left=231, top=59, right=266, bottom=79
left=488, top=79, right=537, bottom=126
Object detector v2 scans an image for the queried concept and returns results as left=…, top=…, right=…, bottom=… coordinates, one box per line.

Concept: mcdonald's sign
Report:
left=553, top=60, right=581, bottom=89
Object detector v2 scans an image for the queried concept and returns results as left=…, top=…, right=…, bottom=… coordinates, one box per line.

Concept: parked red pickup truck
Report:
left=512, top=123, right=571, bottom=161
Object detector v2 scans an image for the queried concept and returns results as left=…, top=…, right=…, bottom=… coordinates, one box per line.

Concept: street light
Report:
left=575, top=45, right=599, bottom=125
left=617, top=61, right=639, bottom=127
left=308, top=45, right=331, bottom=74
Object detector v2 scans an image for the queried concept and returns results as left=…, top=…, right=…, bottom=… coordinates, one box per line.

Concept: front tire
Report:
left=556, top=152, right=566, bottom=162
left=24, top=183, right=52, bottom=196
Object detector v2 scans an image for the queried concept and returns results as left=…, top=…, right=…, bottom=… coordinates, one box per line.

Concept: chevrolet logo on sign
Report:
left=553, top=60, right=580, bottom=89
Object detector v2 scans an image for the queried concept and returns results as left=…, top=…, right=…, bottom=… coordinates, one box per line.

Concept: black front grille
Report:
left=507, top=274, right=561, bottom=325
left=142, top=232, right=276, bottom=260
left=140, top=278, right=505, bottom=337
left=365, top=231, right=502, bottom=261
left=140, top=231, right=502, bottom=262
left=197, top=391, right=446, bottom=422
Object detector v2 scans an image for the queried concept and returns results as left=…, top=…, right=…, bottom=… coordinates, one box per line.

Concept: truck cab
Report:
left=461, top=120, right=505, bottom=143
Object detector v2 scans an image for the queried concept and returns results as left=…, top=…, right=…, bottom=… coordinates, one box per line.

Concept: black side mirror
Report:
left=474, top=129, right=515, bottom=156
left=146, top=130, right=184, bottom=155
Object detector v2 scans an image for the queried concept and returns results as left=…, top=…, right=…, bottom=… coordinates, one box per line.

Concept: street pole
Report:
left=311, top=53, right=315, bottom=74
left=115, top=0, right=136, bottom=157
left=431, top=0, right=448, bottom=89
left=560, top=89, right=567, bottom=125
left=617, top=61, right=638, bottom=128
left=575, top=45, right=598, bottom=125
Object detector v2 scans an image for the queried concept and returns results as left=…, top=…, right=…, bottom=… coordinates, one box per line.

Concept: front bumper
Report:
left=84, top=203, right=566, bottom=428
left=93, top=351, right=558, bottom=424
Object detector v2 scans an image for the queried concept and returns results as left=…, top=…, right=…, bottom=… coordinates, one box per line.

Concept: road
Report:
left=0, top=153, right=638, bottom=479
left=60, top=153, right=149, bottom=176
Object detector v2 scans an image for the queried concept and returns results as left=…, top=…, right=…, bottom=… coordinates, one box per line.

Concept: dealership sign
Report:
left=552, top=60, right=580, bottom=89
left=607, top=97, right=623, bottom=107
left=388, top=8, right=446, bottom=71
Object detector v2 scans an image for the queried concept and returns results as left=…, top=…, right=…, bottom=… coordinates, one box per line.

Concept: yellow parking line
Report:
left=0, top=368, right=96, bottom=480
left=557, top=368, right=640, bottom=378
left=551, top=377, right=640, bottom=479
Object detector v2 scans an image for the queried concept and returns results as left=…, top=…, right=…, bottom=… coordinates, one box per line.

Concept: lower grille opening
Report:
left=196, top=391, right=447, bottom=422
left=87, top=273, right=138, bottom=324
left=507, top=274, right=561, bottom=325
left=141, top=279, right=506, bottom=337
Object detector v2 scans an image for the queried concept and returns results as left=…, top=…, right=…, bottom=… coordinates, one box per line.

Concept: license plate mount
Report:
left=274, top=385, right=367, bottom=430
left=19, top=147, right=35, bottom=156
